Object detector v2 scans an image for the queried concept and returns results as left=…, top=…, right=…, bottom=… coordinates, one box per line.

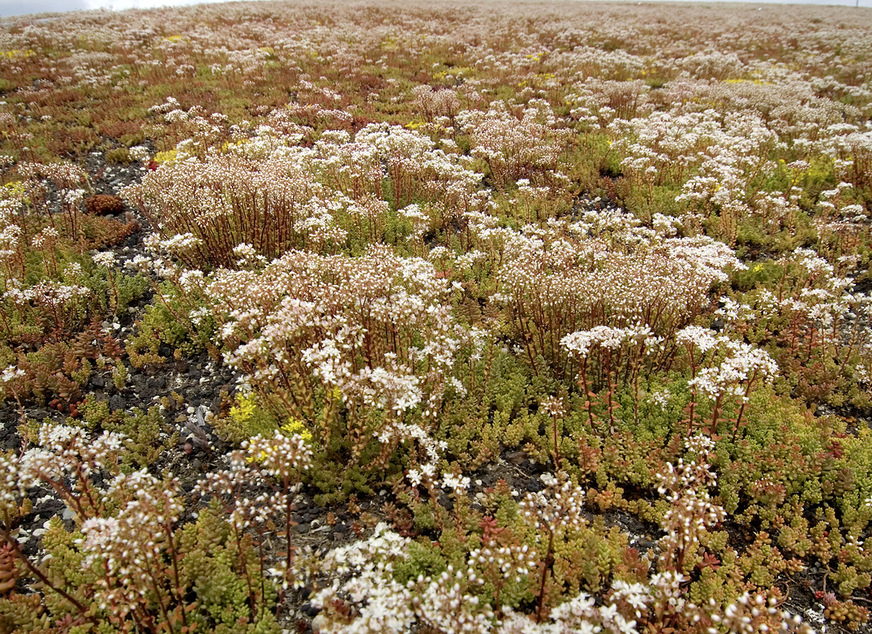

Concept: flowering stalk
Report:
left=519, top=472, right=586, bottom=621
left=730, top=367, right=758, bottom=443
left=656, top=437, right=724, bottom=574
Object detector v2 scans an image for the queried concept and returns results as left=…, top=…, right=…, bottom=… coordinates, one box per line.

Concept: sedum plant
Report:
left=0, top=423, right=311, bottom=633
left=200, top=245, right=463, bottom=493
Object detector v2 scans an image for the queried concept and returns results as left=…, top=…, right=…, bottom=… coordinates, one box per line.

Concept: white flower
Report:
left=407, top=468, right=422, bottom=487
left=92, top=251, right=116, bottom=267
left=441, top=473, right=470, bottom=494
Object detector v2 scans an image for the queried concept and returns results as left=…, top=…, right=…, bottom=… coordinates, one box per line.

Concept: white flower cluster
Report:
left=412, top=567, right=495, bottom=633
left=313, top=522, right=813, bottom=634
left=194, top=430, right=312, bottom=538
left=123, top=118, right=482, bottom=267
left=312, top=523, right=416, bottom=633
left=687, top=340, right=778, bottom=400
left=483, top=211, right=743, bottom=369
left=312, top=523, right=532, bottom=634
left=91, top=250, right=116, bottom=268
left=500, top=582, right=648, bottom=633
left=205, top=245, right=462, bottom=463
left=16, top=424, right=125, bottom=493
left=78, top=470, right=183, bottom=616
left=0, top=424, right=126, bottom=542
left=242, top=430, right=314, bottom=481
left=2, top=280, right=89, bottom=307
left=519, top=472, right=586, bottom=533
left=456, top=99, right=570, bottom=187
left=561, top=324, right=656, bottom=358
left=128, top=145, right=150, bottom=162
left=413, top=85, right=461, bottom=120
left=31, top=226, right=59, bottom=249
left=710, top=593, right=815, bottom=634
left=469, top=542, right=538, bottom=586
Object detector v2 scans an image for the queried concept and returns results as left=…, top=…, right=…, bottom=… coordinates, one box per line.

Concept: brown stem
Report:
left=39, top=474, right=89, bottom=522
left=257, top=527, right=267, bottom=621
left=632, top=356, right=640, bottom=427
left=731, top=370, right=758, bottom=443
left=0, top=526, right=95, bottom=623
left=579, top=361, right=595, bottom=430
left=604, top=349, right=615, bottom=434
left=709, top=393, right=724, bottom=437
left=144, top=562, right=174, bottom=634
left=162, top=521, right=188, bottom=629
left=535, top=529, right=555, bottom=624
left=551, top=416, right=561, bottom=471
left=284, top=474, right=294, bottom=574
left=74, top=464, right=102, bottom=518
left=687, top=348, right=697, bottom=434
left=232, top=522, right=257, bottom=622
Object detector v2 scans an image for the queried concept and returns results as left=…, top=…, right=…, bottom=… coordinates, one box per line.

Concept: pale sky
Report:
left=0, top=0, right=869, bottom=19
left=0, top=0, right=231, bottom=18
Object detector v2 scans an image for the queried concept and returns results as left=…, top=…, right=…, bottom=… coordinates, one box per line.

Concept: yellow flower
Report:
left=153, top=149, right=179, bottom=165
left=230, top=392, right=258, bottom=425
left=1, top=49, right=35, bottom=60
left=282, top=418, right=313, bottom=443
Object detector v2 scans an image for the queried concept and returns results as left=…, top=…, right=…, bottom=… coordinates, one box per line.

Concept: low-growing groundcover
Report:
left=1, top=0, right=872, bottom=631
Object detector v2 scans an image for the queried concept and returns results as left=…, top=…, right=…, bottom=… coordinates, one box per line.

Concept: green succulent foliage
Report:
left=77, top=400, right=177, bottom=470
left=104, top=147, right=134, bottom=164
left=685, top=550, right=744, bottom=607
left=114, top=406, right=178, bottom=469
left=74, top=261, right=149, bottom=318
left=0, top=594, right=52, bottom=633
left=551, top=520, right=631, bottom=596
left=310, top=460, right=376, bottom=506
left=8, top=506, right=283, bottom=631
left=734, top=213, right=816, bottom=258
left=177, top=503, right=279, bottom=630
left=438, top=345, right=532, bottom=468
left=393, top=540, right=448, bottom=585
left=127, top=281, right=216, bottom=366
